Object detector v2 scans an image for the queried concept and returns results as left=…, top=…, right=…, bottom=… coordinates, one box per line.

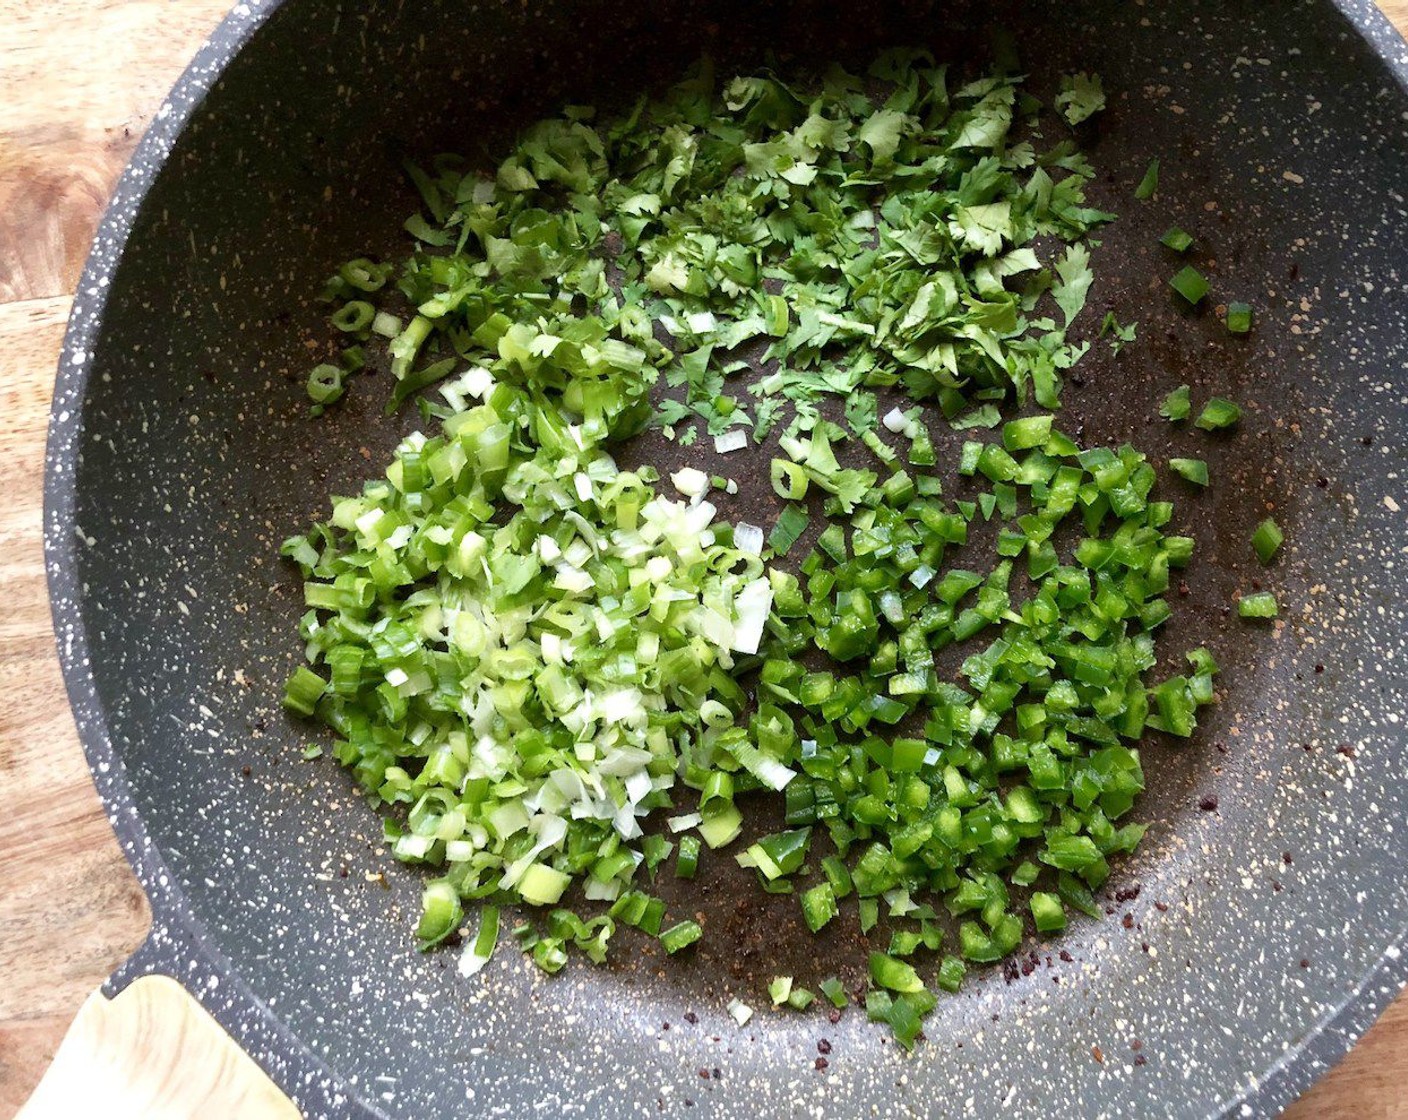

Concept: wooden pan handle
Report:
left=15, top=974, right=301, bottom=1120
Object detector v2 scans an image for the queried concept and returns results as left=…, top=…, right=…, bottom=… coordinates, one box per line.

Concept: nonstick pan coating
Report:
left=45, top=1, right=1408, bottom=1117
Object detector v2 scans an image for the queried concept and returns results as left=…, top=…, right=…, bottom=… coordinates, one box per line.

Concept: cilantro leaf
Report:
left=1055, top=73, right=1106, bottom=126
left=949, top=202, right=1013, bottom=257
left=1098, top=312, right=1137, bottom=354
left=1053, top=243, right=1094, bottom=325
left=952, top=85, right=1015, bottom=150
left=952, top=403, right=1003, bottom=430
left=845, top=390, right=879, bottom=437
left=858, top=109, right=909, bottom=163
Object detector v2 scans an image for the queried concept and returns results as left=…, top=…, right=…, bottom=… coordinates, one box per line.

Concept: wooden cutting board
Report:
left=1, top=2, right=1405, bottom=1116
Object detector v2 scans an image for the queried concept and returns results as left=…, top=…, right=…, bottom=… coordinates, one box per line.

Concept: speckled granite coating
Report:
left=44, top=1, right=1408, bottom=1118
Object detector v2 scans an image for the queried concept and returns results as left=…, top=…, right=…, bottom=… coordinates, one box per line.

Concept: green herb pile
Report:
left=282, top=52, right=1257, bottom=1049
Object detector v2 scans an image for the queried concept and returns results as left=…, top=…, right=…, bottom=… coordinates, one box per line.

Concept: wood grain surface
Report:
left=0, top=2, right=1405, bottom=1117
left=14, top=977, right=300, bottom=1120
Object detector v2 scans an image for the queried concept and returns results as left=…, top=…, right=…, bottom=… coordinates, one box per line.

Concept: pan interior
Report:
left=66, top=1, right=1408, bottom=1116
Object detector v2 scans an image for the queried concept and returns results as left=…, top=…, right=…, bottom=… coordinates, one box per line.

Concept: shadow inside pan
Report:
left=61, top=1, right=1408, bottom=1116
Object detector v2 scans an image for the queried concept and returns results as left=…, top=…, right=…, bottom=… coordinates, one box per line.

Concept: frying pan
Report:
left=33, top=0, right=1408, bottom=1116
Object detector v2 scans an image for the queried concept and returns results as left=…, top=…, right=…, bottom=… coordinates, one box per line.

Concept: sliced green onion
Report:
left=415, top=881, right=462, bottom=949
left=371, top=310, right=403, bottom=338
left=459, top=905, right=501, bottom=977
left=675, top=835, right=701, bottom=879
left=331, top=300, right=376, bottom=333
left=283, top=665, right=326, bottom=716
left=518, top=864, right=571, bottom=907
left=659, top=920, right=703, bottom=954
left=1238, top=591, right=1279, bottom=619
left=305, top=363, right=346, bottom=407
left=771, top=458, right=810, bottom=500
left=1252, top=517, right=1283, bottom=564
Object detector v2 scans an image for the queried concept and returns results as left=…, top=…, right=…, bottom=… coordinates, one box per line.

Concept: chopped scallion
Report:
left=1252, top=518, right=1283, bottom=564
left=1238, top=591, right=1280, bottom=619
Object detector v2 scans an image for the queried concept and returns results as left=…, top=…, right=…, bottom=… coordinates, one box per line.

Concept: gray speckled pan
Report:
left=44, top=1, right=1408, bottom=1117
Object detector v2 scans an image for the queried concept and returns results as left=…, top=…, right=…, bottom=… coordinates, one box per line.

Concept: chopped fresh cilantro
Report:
left=1053, top=243, right=1095, bottom=326
left=1098, top=312, right=1137, bottom=355
left=952, top=403, right=1003, bottom=430
left=845, top=390, right=879, bottom=438
left=1056, top=72, right=1106, bottom=125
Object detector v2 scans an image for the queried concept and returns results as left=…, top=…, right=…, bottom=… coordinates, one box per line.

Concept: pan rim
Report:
left=40, top=1, right=1408, bottom=1117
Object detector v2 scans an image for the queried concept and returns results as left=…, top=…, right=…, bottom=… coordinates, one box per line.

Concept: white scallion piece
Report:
left=713, top=429, right=748, bottom=454
left=670, top=466, right=710, bottom=498
left=371, top=311, right=403, bottom=338
left=734, top=522, right=764, bottom=555
left=730, top=577, right=773, bottom=655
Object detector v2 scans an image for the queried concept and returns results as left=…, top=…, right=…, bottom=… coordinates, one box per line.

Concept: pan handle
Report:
left=14, top=974, right=301, bottom=1120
